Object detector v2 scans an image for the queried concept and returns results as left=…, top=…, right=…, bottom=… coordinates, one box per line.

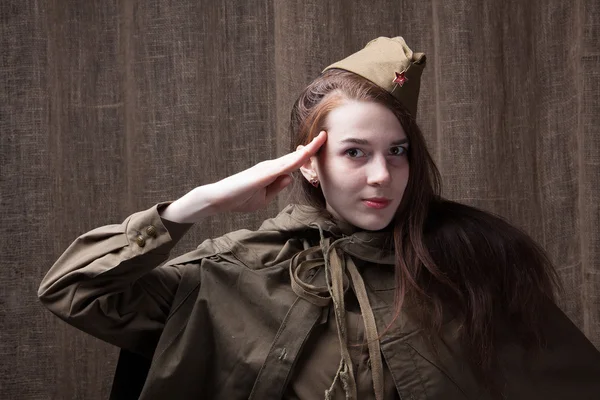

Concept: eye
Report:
left=389, top=145, right=408, bottom=156
left=345, top=148, right=366, bottom=158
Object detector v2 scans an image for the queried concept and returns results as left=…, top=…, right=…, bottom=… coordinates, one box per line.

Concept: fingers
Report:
left=275, top=131, right=327, bottom=174
left=302, top=131, right=327, bottom=156
left=248, top=131, right=326, bottom=188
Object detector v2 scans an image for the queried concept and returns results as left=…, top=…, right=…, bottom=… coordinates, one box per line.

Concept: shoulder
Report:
left=423, top=198, right=559, bottom=297
left=422, top=199, right=556, bottom=283
left=423, top=199, right=536, bottom=252
left=426, top=199, right=514, bottom=230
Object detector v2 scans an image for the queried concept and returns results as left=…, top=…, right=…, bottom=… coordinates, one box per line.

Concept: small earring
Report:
left=310, top=178, right=319, bottom=188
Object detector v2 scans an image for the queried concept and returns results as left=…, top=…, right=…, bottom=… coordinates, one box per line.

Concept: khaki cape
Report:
left=39, top=203, right=600, bottom=399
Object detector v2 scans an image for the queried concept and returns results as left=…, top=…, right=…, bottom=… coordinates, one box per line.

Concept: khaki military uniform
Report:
left=39, top=203, right=600, bottom=399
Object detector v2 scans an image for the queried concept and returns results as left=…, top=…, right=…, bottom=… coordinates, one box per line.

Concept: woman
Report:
left=39, top=37, right=600, bottom=399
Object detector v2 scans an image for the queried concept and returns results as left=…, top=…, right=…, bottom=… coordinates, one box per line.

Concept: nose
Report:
left=366, top=156, right=392, bottom=186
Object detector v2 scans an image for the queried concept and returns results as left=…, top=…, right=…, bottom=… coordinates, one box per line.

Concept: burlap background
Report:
left=1, top=0, right=598, bottom=398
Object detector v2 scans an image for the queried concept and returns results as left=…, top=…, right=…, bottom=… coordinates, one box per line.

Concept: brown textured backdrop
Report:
left=1, top=0, right=599, bottom=398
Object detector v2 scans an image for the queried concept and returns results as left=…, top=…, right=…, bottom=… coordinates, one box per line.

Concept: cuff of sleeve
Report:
left=157, top=202, right=194, bottom=240
left=126, top=201, right=193, bottom=254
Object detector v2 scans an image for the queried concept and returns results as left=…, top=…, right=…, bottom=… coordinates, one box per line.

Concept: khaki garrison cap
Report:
left=323, top=36, right=426, bottom=118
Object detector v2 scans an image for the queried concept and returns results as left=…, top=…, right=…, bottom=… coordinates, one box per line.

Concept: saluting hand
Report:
left=160, top=131, right=327, bottom=224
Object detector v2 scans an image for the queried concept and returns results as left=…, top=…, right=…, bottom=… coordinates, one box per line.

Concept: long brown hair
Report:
left=289, top=69, right=561, bottom=391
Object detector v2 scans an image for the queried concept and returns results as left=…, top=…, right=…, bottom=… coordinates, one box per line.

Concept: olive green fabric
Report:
left=289, top=231, right=386, bottom=399
left=284, top=294, right=400, bottom=399
left=2, top=1, right=600, bottom=399
left=39, top=203, right=600, bottom=399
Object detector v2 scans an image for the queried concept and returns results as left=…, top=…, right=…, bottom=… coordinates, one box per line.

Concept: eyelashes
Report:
left=345, top=148, right=365, bottom=158
left=389, top=145, right=408, bottom=156
left=344, top=145, right=408, bottom=159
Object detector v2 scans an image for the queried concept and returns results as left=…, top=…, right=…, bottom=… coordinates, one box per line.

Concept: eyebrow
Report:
left=339, top=138, right=409, bottom=146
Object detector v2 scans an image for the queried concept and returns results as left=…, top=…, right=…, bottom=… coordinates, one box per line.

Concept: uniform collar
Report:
left=260, top=203, right=396, bottom=266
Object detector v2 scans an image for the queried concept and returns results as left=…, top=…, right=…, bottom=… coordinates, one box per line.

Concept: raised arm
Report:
left=38, top=132, right=327, bottom=357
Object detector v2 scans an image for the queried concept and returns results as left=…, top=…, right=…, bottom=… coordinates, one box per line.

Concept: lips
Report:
left=363, top=197, right=391, bottom=209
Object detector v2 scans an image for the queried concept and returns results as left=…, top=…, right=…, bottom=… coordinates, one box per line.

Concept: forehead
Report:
left=324, top=100, right=406, bottom=143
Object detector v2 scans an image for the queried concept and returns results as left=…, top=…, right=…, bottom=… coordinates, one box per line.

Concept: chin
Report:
left=328, top=204, right=396, bottom=232
left=350, top=216, right=394, bottom=232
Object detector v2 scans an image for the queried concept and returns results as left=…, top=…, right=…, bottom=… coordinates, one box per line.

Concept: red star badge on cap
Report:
left=393, top=71, right=408, bottom=87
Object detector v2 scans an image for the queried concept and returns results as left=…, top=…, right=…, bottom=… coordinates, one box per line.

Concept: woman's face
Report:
left=311, top=100, right=409, bottom=231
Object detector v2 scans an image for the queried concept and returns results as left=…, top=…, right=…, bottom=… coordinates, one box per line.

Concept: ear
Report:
left=296, top=144, right=318, bottom=182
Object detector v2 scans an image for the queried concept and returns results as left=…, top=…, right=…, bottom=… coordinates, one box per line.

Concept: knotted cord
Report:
left=289, top=225, right=384, bottom=400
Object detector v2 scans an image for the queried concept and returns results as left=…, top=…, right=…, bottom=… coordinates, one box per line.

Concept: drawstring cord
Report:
left=289, top=225, right=384, bottom=400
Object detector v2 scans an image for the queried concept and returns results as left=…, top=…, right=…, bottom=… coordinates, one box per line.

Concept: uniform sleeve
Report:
left=38, top=202, right=193, bottom=358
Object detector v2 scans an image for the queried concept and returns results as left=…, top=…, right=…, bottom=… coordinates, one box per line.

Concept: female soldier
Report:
left=39, top=37, right=600, bottom=399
